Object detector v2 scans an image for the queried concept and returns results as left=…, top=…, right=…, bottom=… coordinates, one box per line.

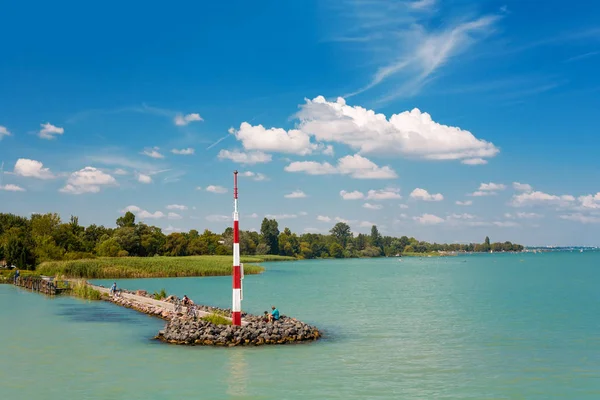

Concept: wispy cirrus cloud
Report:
left=564, top=51, right=600, bottom=63
left=327, top=0, right=502, bottom=101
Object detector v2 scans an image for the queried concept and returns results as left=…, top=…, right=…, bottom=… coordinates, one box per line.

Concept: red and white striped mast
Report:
left=232, top=170, right=242, bottom=326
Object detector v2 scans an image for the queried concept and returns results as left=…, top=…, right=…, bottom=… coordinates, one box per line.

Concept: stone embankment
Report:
left=156, top=315, right=321, bottom=346
left=92, top=284, right=321, bottom=346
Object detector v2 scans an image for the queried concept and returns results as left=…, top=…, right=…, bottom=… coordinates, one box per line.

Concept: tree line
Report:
left=0, top=212, right=524, bottom=270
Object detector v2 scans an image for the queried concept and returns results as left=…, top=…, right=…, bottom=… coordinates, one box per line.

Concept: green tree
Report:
left=5, top=235, right=35, bottom=270
left=370, top=225, right=382, bottom=250
left=260, top=218, right=279, bottom=255
left=482, top=236, right=491, bottom=252
left=163, top=233, right=188, bottom=256
left=255, top=243, right=270, bottom=255
left=30, top=213, right=61, bottom=238
left=113, top=227, right=141, bottom=255
left=330, top=222, right=352, bottom=248
left=95, top=237, right=123, bottom=257
left=116, top=211, right=136, bottom=228
left=53, top=224, right=84, bottom=252
left=329, top=242, right=344, bottom=258
left=354, top=233, right=368, bottom=251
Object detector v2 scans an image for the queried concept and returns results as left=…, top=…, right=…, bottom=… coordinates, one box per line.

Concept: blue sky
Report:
left=1, top=0, right=600, bottom=246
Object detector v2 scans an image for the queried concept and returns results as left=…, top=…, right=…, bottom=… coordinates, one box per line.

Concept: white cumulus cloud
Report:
left=285, top=154, right=397, bottom=179
left=340, top=190, right=365, bottom=200
left=513, top=182, right=533, bottom=192
left=240, top=171, right=268, bottom=181
left=166, top=204, right=188, bottom=210
left=295, top=96, right=499, bottom=163
left=456, top=200, right=473, bottom=206
left=0, top=184, right=25, bottom=192
left=317, top=215, right=332, bottom=222
left=265, top=214, right=298, bottom=220
left=174, top=113, right=203, bottom=126
left=493, top=221, right=520, bottom=227
left=461, top=158, right=488, bottom=165
left=559, top=213, right=600, bottom=224
left=206, top=185, right=227, bottom=194
left=469, top=191, right=496, bottom=197
left=510, top=191, right=575, bottom=207
left=516, top=212, right=543, bottom=219
left=230, top=122, right=316, bottom=155
left=358, top=221, right=377, bottom=228
left=122, top=205, right=165, bottom=219
left=141, top=147, right=165, bottom=159
left=284, top=190, right=307, bottom=199
left=60, top=167, right=117, bottom=194
left=14, top=158, right=55, bottom=179
left=218, top=149, right=272, bottom=164
left=171, top=148, right=195, bottom=155
left=413, top=213, right=444, bottom=224
left=137, top=173, right=152, bottom=184
left=228, top=96, right=498, bottom=164
left=39, top=123, right=64, bottom=140
left=167, top=212, right=182, bottom=220
left=363, top=203, right=382, bottom=210
left=479, top=182, right=506, bottom=191
left=579, top=193, right=600, bottom=209
left=367, top=188, right=402, bottom=200
left=206, top=214, right=232, bottom=222
left=410, top=188, right=443, bottom=201
left=0, top=126, right=11, bottom=139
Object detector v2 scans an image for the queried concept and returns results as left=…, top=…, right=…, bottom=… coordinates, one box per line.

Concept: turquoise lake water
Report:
left=2, top=252, right=600, bottom=399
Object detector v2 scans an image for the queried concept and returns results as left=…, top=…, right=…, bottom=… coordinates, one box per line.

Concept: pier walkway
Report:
left=89, top=284, right=249, bottom=325
left=13, top=275, right=71, bottom=295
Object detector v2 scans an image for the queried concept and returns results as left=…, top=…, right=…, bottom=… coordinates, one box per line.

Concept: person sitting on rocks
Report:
left=182, top=295, right=191, bottom=306
left=263, top=311, right=270, bottom=322
left=269, top=306, right=280, bottom=322
left=110, top=282, right=117, bottom=296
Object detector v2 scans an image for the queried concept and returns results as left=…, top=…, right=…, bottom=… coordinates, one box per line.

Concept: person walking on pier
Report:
left=110, top=282, right=117, bottom=296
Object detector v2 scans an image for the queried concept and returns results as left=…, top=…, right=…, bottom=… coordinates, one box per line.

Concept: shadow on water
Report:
left=55, top=302, right=148, bottom=324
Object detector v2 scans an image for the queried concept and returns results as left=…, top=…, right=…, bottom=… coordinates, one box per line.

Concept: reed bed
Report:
left=71, top=280, right=102, bottom=300
left=36, top=255, right=294, bottom=279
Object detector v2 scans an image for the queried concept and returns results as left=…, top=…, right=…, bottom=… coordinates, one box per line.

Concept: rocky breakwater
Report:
left=105, top=290, right=175, bottom=320
left=156, top=315, right=321, bottom=346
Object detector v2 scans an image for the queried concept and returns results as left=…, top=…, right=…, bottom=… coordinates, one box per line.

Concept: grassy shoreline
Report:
left=35, top=255, right=295, bottom=279
left=0, top=269, right=40, bottom=284
left=2, top=252, right=449, bottom=283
